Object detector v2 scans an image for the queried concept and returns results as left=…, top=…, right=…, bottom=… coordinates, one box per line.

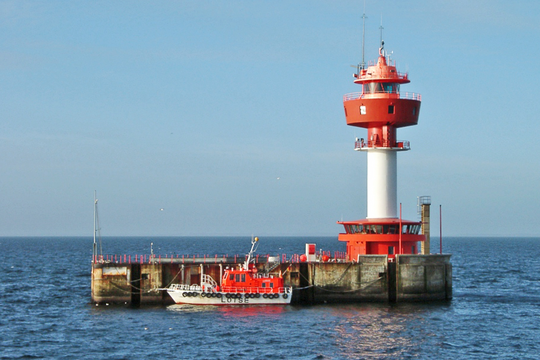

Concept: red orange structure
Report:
left=338, top=39, right=425, bottom=261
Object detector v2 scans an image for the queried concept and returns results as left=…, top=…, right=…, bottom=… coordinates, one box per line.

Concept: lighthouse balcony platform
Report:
left=354, top=140, right=410, bottom=151
left=343, top=91, right=422, bottom=102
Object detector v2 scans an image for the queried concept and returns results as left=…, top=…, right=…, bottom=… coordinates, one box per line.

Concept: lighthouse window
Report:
left=383, top=83, right=399, bottom=94
left=368, top=225, right=382, bottom=234
left=388, top=105, right=395, bottom=114
left=363, top=82, right=401, bottom=94
left=412, top=107, right=417, bottom=115
left=383, top=225, right=398, bottom=234
left=363, top=84, right=371, bottom=93
left=364, top=83, right=384, bottom=94
left=401, top=224, right=421, bottom=234
left=388, top=246, right=395, bottom=255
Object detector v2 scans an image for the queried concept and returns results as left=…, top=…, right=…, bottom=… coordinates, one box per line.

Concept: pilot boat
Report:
left=166, top=237, right=293, bottom=305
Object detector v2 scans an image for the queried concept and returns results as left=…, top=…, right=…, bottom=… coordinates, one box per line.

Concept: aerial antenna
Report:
left=93, top=190, right=103, bottom=260
left=379, top=14, right=384, bottom=55
left=351, top=3, right=367, bottom=75
left=361, top=1, right=367, bottom=70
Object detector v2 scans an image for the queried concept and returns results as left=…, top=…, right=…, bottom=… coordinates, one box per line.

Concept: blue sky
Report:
left=1, top=0, right=539, bottom=237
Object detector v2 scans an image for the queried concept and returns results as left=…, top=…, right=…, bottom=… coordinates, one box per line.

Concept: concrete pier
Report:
left=91, top=254, right=451, bottom=305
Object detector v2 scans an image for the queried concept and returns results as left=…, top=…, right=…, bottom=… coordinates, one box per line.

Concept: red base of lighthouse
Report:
left=337, top=218, right=424, bottom=261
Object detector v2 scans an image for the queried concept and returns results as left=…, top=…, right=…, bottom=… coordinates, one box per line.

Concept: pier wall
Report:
left=91, top=254, right=452, bottom=305
left=396, top=254, right=452, bottom=301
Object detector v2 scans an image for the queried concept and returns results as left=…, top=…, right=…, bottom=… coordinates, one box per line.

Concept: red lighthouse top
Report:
left=353, top=44, right=411, bottom=88
left=343, top=41, right=421, bottom=149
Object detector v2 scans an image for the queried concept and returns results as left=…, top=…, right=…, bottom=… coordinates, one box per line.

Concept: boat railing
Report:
left=220, top=286, right=290, bottom=294
left=168, top=284, right=292, bottom=295
left=201, top=274, right=218, bottom=290
left=343, top=91, right=421, bottom=102
left=169, top=284, right=198, bottom=291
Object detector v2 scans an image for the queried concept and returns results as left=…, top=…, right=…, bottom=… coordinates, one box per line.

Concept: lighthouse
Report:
left=338, top=37, right=425, bottom=262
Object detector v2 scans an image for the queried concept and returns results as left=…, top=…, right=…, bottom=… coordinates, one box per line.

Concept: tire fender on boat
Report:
left=283, top=293, right=288, bottom=299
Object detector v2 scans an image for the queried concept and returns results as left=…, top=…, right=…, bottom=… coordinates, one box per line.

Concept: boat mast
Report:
left=244, top=236, right=259, bottom=270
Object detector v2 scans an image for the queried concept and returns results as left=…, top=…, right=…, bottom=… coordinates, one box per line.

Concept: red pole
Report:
left=440, top=204, right=443, bottom=254
left=399, top=203, right=403, bottom=255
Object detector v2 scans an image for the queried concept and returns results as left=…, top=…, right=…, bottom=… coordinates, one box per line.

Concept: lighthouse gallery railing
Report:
left=343, top=92, right=422, bottom=102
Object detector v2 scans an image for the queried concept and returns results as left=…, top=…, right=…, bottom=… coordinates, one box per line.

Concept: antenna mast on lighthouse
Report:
left=379, top=15, right=384, bottom=49
left=361, top=5, right=367, bottom=70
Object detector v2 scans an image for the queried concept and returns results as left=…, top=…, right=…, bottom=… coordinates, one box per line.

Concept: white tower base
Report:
left=366, top=149, right=397, bottom=218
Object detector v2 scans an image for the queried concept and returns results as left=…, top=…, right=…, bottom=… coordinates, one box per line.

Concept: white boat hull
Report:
left=167, top=287, right=293, bottom=306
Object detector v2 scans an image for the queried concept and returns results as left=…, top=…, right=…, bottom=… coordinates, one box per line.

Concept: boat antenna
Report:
left=244, top=235, right=259, bottom=270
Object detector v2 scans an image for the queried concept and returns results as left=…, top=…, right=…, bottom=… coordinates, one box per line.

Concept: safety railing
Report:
left=343, top=92, right=421, bottom=102
left=93, top=251, right=350, bottom=265
left=354, top=140, right=410, bottom=150
left=220, top=286, right=291, bottom=294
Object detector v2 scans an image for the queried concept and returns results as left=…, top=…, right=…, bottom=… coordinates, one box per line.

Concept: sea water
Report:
left=1, top=236, right=539, bottom=359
